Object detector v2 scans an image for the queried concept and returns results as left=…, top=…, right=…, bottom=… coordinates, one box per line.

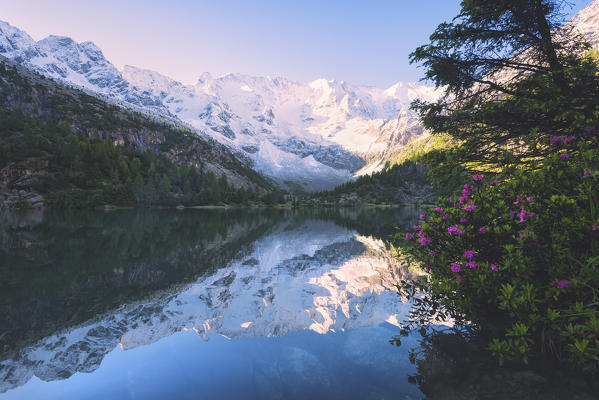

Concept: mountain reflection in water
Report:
left=0, top=207, right=424, bottom=399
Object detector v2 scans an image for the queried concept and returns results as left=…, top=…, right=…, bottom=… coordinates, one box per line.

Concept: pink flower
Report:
left=463, top=250, right=476, bottom=259
left=413, top=225, right=421, bottom=231
left=451, top=262, right=461, bottom=273
left=554, top=280, right=569, bottom=289
left=419, top=214, right=426, bottom=220
left=509, top=210, right=518, bottom=217
left=442, top=215, right=448, bottom=221
left=405, top=233, right=413, bottom=240
left=559, top=153, right=569, bottom=160
left=583, top=170, right=595, bottom=179
left=429, top=251, right=438, bottom=257
left=491, top=264, right=498, bottom=271
left=464, top=205, right=477, bottom=212
left=418, top=231, right=431, bottom=246
left=519, top=209, right=535, bottom=223
left=420, top=236, right=432, bottom=246
left=563, top=136, right=575, bottom=144
left=425, top=264, right=432, bottom=271
left=479, top=227, right=486, bottom=233
left=433, top=207, right=443, bottom=213
left=460, top=218, right=468, bottom=223
left=466, top=261, right=477, bottom=269
left=456, top=275, right=465, bottom=283
left=551, top=136, right=563, bottom=144
left=473, top=174, right=483, bottom=182
left=526, top=197, right=531, bottom=203
left=592, top=225, right=599, bottom=230
left=490, top=180, right=499, bottom=186
left=448, top=225, right=465, bottom=236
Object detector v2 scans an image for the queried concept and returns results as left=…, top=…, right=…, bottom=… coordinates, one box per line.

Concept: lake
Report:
left=0, top=207, right=428, bottom=400
left=1, top=207, right=594, bottom=400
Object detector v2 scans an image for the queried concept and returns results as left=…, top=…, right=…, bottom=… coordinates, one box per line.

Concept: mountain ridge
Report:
left=0, top=19, right=441, bottom=190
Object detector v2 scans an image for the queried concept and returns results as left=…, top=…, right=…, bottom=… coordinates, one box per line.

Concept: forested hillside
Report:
left=316, top=134, right=458, bottom=205
left=0, top=56, right=275, bottom=208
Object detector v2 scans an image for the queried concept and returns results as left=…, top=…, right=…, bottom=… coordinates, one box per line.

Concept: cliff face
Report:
left=0, top=158, right=47, bottom=209
left=0, top=55, right=272, bottom=209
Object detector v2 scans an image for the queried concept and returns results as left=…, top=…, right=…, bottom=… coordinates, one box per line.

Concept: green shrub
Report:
left=397, top=133, right=599, bottom=373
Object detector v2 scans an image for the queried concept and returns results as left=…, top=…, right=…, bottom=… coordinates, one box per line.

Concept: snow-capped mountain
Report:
left=570, top=0, right=599, bottom=45
left=2, top=1, right=596, bottom=190
left=0, top=218, right=414, bottom=393
left=0, top=19, right=440, bottom=190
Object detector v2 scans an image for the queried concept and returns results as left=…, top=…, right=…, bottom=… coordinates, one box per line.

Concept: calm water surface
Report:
left=0, top=207, right=427, bottom=400
left=2, top=208, right=593, bottom=400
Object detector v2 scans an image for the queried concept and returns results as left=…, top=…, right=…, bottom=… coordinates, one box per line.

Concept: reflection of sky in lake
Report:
left=8, top=325, right=422, bottom=400
left=0, top=208, right=423, bottom=399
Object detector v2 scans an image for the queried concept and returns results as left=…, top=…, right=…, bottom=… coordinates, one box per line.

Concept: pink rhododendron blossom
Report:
left=460, top=218, right=468, bottom=223
left=425, top=264, right=432, bottom=271
left=519, top=209, right=535, bottom=223
left=551, top=136, right=563, bottom=144
left=466, top=261, right=477, bottom=269
left=448, top=225, right=465, bottom=235
left=429, top=251, right=438, bottom=257
left=456, top=276, right=465, bottom=283
left=490, top=180, right=499, bottom=185
left=413, top=225, right=421, bottom=231
left=479, top=227, right=486, bottom=233
left=559, top=153, right=569, bottom=160
left=419, top=214, right=426, bottom=220
left=405, top=233, right=413, bottom=240
left=592, top=225, right=599, bottom=230
left=442, top=215, right=448, bottom=221
left=555, top=280, right=569, bottom=289
left=464, top=205, right=477, bottom=212
left=433, top=207, right=444, bottom=213
left=583, top=170, right=595, bottom=178
left=473, top=174, right=483, bottom=182
left=451, top=262, right=461, bottom=273
left=418, top=231, right=431, bottom=246
left=491, top=264, right=498, bottom=271
left=420, top=236, right=432, bottom=246
left=463, top=250, right=476, bottom=259
left=563, top=136, right=575, bottom=144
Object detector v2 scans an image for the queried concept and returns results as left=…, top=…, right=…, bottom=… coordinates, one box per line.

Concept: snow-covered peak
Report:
left=122, top=64, right=185, bottom=95
left=0, top=20, right=42, bottom=62
left=569, top=0, right=599, bottom=45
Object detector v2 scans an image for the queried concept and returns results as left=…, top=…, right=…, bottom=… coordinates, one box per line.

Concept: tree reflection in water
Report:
left=391, top=326, right=598, bottom=399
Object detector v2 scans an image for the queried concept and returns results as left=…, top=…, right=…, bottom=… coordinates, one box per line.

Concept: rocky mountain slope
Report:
left=0, top=20, right=441, bottom=190
left=0, top=54, right=273, bottom=208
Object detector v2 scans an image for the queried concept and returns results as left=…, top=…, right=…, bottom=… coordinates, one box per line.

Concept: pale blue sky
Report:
left=0, top=0, right=592, bottom=87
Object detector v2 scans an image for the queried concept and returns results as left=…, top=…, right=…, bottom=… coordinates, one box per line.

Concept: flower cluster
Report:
left=397, top=137, right=599, bottom=372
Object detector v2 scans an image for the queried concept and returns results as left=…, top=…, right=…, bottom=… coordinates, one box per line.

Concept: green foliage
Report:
left=416, top=55, right=599, bottom=174
left=396, top=137, right=599, bottom=373
left=317, top=135, right=456, bottom=205
left=410, top=0, right=587, bottom=98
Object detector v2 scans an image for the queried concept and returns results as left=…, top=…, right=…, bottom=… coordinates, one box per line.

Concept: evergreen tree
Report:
left=410, top=0, right=598, bottom=172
